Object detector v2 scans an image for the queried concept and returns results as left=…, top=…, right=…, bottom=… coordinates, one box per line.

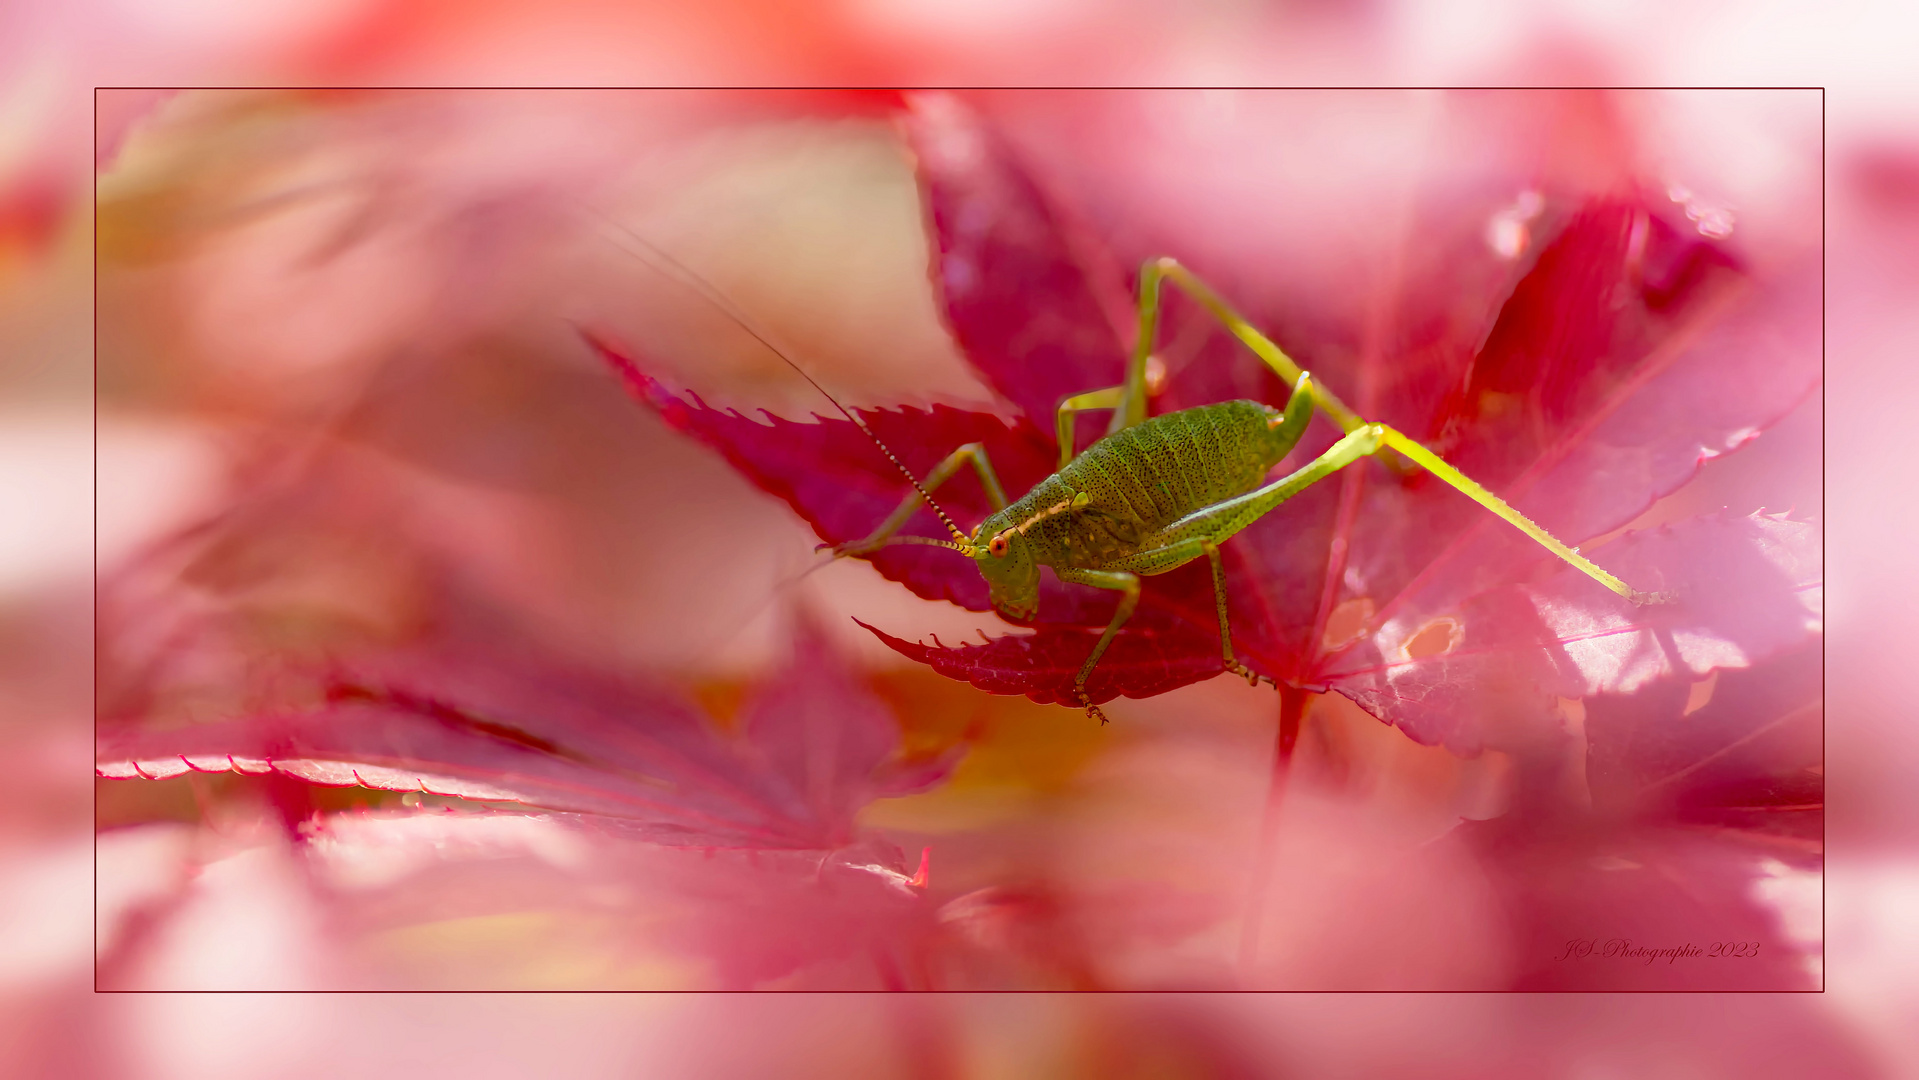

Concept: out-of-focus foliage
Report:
left=88, top=91, right=1825, bottom=999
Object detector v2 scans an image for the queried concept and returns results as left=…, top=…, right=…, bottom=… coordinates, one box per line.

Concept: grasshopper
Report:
left=607, top=229, right=1662, bottom=724
left=818, top=258, right=1666, bottom=723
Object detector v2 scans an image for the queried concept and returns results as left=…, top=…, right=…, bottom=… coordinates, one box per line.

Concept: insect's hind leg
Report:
left=1154, top=422, right=1657, bottom=605
left=1367, top=425, right=1663, bottom=604
left=1136, top=258, right=1664, bottom=605
left=829, top=442, right=1008, bottom=557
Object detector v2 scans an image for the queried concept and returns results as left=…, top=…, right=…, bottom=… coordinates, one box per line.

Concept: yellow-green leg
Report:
left=1126, top=257, right=1664, bottom=605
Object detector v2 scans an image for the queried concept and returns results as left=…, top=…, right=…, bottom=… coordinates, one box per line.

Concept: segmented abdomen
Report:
left=1060, top=400, right=1281, bottom=526
left=1003, top=400, right=1284, bottom=568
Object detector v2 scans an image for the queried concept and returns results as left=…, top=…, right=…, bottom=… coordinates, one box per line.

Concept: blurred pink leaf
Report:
left=1323, top=510, right=1821, bottom=749
left=1584, top=640, right=1822, bottom=856
left=99, top=615, right=957, bottom=852
left=600, top=836, right=940, bottom=989
left=1440, top=634, right=1822, bottom=990
left=1454, top=808, right=1817, bottom=989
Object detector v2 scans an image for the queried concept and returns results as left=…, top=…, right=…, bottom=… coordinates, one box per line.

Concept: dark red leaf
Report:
left=858, top=617, right=1222, bottom=708
left=1332, top=249, right=1819, bottom=647
left=592, top=335, right=1047, bottom=613
left=893, top=99, right=1820, bottom=737
left=1511, top=262, right=1823, bottom=547
left=903, top=92, right=1135, bottom=428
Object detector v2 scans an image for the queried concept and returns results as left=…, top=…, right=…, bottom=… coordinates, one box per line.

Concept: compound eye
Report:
left=988, top=532, right=1010, bottom=557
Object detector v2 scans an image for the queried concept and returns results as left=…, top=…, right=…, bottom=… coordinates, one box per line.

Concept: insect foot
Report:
left=1078, top=692, right=1111, bottom=726
left=1224, top=659, right=1265, bottom=687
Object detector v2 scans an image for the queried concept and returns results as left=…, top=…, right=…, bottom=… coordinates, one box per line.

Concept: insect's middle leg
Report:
left=1101, top=535, right=1262, bottom=685
left=1056, top=533, right=1266, bottom=717
left=1201, top=539, right=1261, bottom=685
left=830, top=442, right=1008, bottom=557
left=1051, top=567, right=1140, bottom=724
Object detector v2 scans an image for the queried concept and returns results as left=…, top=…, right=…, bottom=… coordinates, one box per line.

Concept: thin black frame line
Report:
left=89, top=86, right=1827, bottom=995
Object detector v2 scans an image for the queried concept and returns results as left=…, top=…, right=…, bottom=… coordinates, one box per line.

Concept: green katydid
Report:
left=608, top=229, right=1665, bottom=725
left=818, top=258, right=1668, bottom=723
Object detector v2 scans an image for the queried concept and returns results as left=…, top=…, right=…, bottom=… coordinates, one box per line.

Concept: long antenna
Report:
left=592, top=211, right=974, bottom=550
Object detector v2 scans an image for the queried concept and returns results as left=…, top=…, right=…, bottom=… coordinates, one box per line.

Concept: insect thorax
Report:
left=1006, top=400, right=1287, bottom=569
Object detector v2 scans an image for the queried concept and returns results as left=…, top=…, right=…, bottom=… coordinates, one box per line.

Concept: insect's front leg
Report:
left=1054, top=385, right=1125, bottom=470
left=828, top=442, right=1008, bottom=557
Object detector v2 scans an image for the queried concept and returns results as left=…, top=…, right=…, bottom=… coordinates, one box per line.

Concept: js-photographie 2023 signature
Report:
left=1556, top=939, right=1763, bottom=964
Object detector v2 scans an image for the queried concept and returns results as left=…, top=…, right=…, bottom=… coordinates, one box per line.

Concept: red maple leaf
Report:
left=596, top=94, right=1820, bottom=754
